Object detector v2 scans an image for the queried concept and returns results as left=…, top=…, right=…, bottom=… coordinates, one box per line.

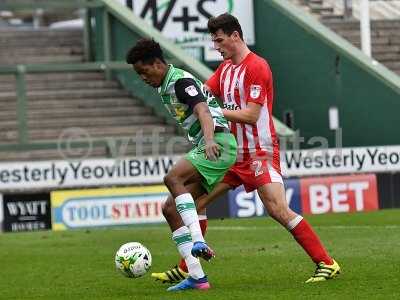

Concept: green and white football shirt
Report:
left=157, top=64, right=229, bottom=146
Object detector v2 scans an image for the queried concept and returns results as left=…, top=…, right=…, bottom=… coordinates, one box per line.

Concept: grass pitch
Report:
left=1, top=209, right=400, bottom=300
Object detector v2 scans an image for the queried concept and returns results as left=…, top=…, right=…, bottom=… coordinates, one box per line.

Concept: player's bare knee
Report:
left=161, top=201, right=169, bottom=218
left=161, top=200, right=175, bottom=219
left=163, top=173, right=178, bottom=190
left=163, top=174, right=170, bottom=187
left=162, top=202, right=175, bottom=219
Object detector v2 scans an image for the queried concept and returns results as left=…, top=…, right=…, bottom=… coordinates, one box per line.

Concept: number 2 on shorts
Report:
left=252, top=160, right=263, bottom=177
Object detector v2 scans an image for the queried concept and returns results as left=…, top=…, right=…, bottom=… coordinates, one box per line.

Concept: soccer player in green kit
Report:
left=126, top=38, right=237, bottom=291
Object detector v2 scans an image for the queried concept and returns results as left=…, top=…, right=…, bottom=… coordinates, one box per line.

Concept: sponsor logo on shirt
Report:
left=234, top=79, right=240, bottom=90
left=174, top=105, right=186, bottom=122
left=185, top=85, right=199, bottom=97
left=223, top=103, right=240, bottom=111
left=227, top=92, right=234, bottom=103
left=250, top=84, right=261, bottom=99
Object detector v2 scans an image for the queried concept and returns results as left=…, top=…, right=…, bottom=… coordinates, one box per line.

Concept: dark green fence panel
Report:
left=90, top=8, right=170, bottom=122
left=254, top=0, right=400, bottom=148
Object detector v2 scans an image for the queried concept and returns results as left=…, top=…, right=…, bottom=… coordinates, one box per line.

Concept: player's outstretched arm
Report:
left=193, top=102, right=220, bottom=161
left=222, top=102, right=262, bottom=125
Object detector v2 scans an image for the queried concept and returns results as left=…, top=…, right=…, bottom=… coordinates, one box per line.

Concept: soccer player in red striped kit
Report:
left=152, top=13, right=340, bottom=284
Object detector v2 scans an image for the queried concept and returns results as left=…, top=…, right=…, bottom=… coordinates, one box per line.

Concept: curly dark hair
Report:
left=126, top=38, right=166, bottom=65
left=207, top=13, right=243, bottom=40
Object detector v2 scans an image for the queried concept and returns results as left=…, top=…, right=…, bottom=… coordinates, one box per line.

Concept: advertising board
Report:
left=51, top=186, right=169, bottom=230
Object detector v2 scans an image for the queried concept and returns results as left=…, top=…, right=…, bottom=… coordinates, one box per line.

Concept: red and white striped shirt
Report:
left=206, top=52, right=280, bottom=165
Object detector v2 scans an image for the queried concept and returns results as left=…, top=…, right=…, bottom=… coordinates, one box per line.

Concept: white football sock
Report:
left=198, top=214, right=207, bottom=221
left=172, top=226, right=205, bottom=279
left=286, top=215, right=303, bottom=231
left=175, top=193, right=204, bottom=243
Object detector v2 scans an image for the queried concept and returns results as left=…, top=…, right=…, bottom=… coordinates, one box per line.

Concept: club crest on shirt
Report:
left=227, top=92, right=234, bottom=103
left=234, top=79, right=240, bottom=89
left=184, top=85, right=198, bottom=97
left=250, top=84, right=261, bottom=99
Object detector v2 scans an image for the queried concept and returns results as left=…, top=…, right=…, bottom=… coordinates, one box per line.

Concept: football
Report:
left=115, top=242, right=152, bottom=278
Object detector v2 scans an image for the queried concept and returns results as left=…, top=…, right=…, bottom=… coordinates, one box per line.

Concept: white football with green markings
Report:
left=115, top=242, right=152, bottom=278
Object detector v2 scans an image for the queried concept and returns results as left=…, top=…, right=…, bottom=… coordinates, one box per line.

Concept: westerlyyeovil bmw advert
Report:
left=281, top=145, right=400, bottom=176
left=1, top=146, right=399, bottom=191
left=0, top=156, right=179, bottom=190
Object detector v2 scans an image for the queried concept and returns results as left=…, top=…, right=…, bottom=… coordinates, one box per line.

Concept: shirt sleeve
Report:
left=205, top=63, right=224, bottom=97
left=244, top=62, right=271, bottom=106
left=174, top=78, right=206, bottom=110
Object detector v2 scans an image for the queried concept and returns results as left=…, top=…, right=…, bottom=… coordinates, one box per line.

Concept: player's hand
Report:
left=204, top=139, right=220, bottom=161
